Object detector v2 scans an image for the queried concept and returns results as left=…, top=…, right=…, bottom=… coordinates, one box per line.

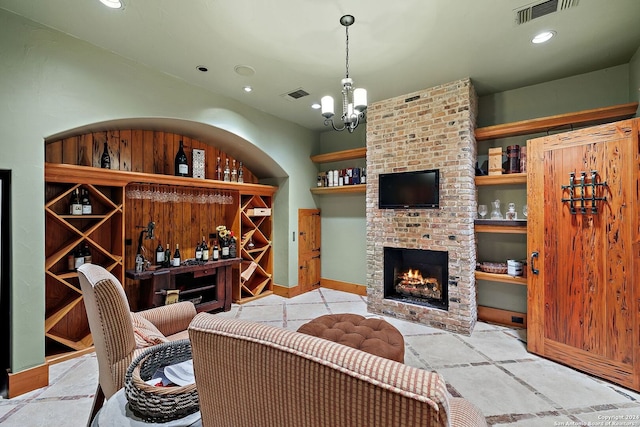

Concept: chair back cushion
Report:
left=189, top=314, right=451, bottom=427
left=78, top=264, right=137, bottom=399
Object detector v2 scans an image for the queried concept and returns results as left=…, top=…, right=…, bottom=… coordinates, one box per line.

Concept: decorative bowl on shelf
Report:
left=477, top=262, right=508, bottom=274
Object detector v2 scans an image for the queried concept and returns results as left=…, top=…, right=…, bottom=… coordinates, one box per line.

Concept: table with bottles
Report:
left=126, top=258, right=242, bottom=312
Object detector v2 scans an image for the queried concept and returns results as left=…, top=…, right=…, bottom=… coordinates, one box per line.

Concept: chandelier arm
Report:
left=324, top=117, right=347, bottom=132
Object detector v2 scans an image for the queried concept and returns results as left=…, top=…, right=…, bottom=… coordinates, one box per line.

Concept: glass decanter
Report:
left=506, top=202, right=517, bottom=220
left=490, top=199, right=503, bottom=219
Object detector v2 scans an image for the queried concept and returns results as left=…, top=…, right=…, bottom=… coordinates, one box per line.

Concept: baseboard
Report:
left=320, top=278, right=367, bottom=296
left=8, top=363, right=48, bottom=398
left=477, top=305, right=527, bottom=328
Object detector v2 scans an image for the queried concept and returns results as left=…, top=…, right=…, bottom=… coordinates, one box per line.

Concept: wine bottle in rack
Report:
left=238, top=161, right=244, bottom=183
left=229, top=232, right=237, bottom=258
left=81, top=189, right=92, bottom=215
left=223, top=158, right=230, bottom=182
left=69, top=189, right=82, bottom=216
left=221, top=238, right=230, bottom=259
left=201, top=236, right=209, bottom=261
left=155, top=242, right=164, bottom=265
left=172, top=244, right=181, bottom=266
left=74, top=244, right=85, bottom=270
left=174, top=140, right=189, bottom=176
left=100, top=141, right=111, bottom=169
left=83, top=243, right=92, bottom=264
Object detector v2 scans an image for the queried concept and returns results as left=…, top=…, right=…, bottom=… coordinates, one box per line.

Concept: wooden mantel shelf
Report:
left=310, top=147, right=366, bottom=163
left=45, top=163, right=277, bottom=195
left=475, top=102, right=638, bottom=141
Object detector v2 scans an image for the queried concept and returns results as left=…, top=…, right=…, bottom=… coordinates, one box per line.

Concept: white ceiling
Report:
left=2, top=0, right=640, bottom=132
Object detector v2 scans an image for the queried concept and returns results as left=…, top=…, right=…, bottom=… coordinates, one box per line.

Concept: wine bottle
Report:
left=81, top=189, right=92, bottom=215
left=194, top=240, right=203, bottom=262
left=361, top=167, right=366, bottom=184
left=163, top=244, right=171, bottom=268
left=216, top=156, right=222, bottom=181
left=223, top=158, right=230, bottom=182
left=231, top=160, right=237, bottom=182
left=74, top=244, right=85, bottom=270
left=201, top=236, right=209, bottom=261
left=221, top=238, right=229, bottom=259
left=83, top=243, right=92, bottom=264
left=172, top=244, right=181, bottom=267
left=212, top=241, right=219, bottom=261
left=174, top=140, right=189, bottom=176
left=229, top=232, right=237, bottom=258
left=100, top=141, right=111, bottom=169
left=237, top=161, right=244, bottom=183
left=67, top=252, right=75, bottom=271
left=69, top=188, right=82, bottom=216
left=155, top=242, right=164, bottom=265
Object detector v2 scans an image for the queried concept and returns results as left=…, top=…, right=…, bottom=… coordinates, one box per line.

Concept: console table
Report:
left=126, top=258, right=241, bottom=312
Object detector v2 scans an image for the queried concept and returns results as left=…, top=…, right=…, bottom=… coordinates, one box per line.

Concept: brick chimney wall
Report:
left=366, top=78, right=479, bottom=335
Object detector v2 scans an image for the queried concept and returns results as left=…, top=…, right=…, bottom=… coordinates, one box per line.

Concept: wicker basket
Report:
left=124, top=339, right=199, bottom=422
left=478, top=262, right=508, bottom=274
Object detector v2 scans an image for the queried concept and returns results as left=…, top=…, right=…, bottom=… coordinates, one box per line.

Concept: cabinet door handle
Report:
left=530, top=251, right=539, bottom=275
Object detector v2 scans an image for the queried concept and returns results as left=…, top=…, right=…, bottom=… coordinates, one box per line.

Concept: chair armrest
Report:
left=136, top=301, right=197, bottom=337
left=449, top=397, right=488, bottom=427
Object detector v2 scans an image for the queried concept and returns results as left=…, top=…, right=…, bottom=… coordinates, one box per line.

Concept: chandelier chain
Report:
left=345, top=26, right=350, bottom=79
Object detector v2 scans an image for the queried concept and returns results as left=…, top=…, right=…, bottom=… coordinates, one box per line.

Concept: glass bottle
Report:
left=237, top=161, right=244, bottom=183
left=223, top=158, right=230, bottom=182
left=155, top=242, right=164, bottom=265
left=81, top=189, right=92, bottom=215
left=100, top=141, right=111, bottom=169
left=506, top=202, right=518, bottom=220
left=172, top=244, right=181, bottom=267
left=231, top=159, right=237, bottom=182
left=215, top=157, right=222, bottom=181
left=490, top=199, right=503, bottom=219
left=174, top=140, right=188, bottom=176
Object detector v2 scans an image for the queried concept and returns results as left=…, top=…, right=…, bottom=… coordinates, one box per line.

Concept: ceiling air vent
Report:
left=515, top=0, right=579, bottom=25
left=281, top=88, right=310, bottom=101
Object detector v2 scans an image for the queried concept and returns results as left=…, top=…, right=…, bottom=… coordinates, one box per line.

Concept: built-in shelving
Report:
left=310, top=184, right=366, bottom=195
left=310, top=147, right=366, bottom=163
left=475, top=173, right=526, bottom=186
left=475, top=271, right=527, bottom=286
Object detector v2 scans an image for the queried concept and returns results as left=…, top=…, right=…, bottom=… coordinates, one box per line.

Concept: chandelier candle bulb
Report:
left=354, top=88, right=367, bottom=111
left=321, top=96, right=334, bottom=118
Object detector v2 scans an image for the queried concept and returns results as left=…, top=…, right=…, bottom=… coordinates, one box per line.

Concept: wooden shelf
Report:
left=475, top=224, right=527, bottom=234
left=310, top=147, right=366, bottom=163
left=310, top=184, right=366, bottom=195
left=475, top=102, right=638, bottom=141
left=477, top=305, right=527, bottom=328
left=475, top=271, right=527, bottom=286
left=475, top=173, right=526, bottom=186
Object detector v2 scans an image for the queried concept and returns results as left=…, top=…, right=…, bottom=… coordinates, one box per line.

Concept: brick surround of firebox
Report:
left=366, top=78, right=479, bottom=335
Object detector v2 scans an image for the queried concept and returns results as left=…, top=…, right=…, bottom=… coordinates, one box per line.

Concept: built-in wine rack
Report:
left=235, top=193, right=273, bottom=303
left=44, top=179, right=124, bottom=357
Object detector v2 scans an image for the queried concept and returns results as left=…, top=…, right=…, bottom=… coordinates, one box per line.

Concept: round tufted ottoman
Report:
left=297, top=313, right=405, bottom=363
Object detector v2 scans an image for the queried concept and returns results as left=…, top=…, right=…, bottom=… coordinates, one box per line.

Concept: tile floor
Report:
left=2, top=288, right=639, bottom=426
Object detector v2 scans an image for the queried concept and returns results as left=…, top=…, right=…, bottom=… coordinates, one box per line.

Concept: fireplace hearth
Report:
left=384, top=247, right=448, bottom=311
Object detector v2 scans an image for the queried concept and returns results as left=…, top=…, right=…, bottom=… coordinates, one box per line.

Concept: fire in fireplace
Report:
left=384, top=247, right=448, bottom=310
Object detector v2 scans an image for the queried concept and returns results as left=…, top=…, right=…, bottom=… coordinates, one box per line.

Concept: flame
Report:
left=404, top=269, right=423, bottom=281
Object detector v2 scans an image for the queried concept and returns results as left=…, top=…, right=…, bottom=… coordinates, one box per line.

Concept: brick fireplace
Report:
left=366, top=78, right=478, bottom=335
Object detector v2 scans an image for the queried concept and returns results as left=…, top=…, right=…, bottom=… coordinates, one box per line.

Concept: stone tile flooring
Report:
left=1, top=288, right=639, bottom=426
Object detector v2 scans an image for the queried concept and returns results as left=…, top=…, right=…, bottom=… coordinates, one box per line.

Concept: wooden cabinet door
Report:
left=298, top=209, right=321, bottom=294
left=527, top=119, right=639, bottom=391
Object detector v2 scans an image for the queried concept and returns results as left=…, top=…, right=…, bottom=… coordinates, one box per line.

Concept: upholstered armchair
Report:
left=77, top=263, right=197, bottom=427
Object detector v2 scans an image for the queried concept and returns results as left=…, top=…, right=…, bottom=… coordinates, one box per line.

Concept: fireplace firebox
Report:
left=383, top=247, right=448, bottom=311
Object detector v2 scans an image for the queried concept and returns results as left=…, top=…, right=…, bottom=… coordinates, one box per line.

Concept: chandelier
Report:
left=321, top=15, right=367, bottom=133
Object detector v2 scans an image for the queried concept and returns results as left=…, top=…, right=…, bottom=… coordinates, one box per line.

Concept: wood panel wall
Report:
left=45, top=130, right=258, bottom=184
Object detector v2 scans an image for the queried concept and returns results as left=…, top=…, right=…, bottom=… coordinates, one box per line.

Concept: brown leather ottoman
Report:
left=297, top=313, right=405, bottom=363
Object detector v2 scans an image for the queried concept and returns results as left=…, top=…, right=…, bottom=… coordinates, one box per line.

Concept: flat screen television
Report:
left=378, top=169, right=440, bottom=209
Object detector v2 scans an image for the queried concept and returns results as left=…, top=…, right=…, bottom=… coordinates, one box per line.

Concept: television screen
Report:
left=378, top=169, right=439, bottom=209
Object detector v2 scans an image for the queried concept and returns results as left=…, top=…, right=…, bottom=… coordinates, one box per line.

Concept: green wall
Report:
left=316, top=126, right=367, bottom=286
left=630, top=46, right=640, bottom=112
left=0, top=9, right=319, bottom=374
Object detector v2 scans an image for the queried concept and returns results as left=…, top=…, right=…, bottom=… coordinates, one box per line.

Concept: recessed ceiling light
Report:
left=234, top=65, right=256, bottom=77
left=532, top=30, right=555, bottom=44
left=243, top=86, right=253, bottom=93
left=99, top=0, right=124, bottom=9
left=196, top=65, right=208, bottom=72
left=311, top=103, right=321, bottom=110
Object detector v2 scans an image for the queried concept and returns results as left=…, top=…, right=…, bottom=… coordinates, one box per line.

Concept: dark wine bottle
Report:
left=163, top=244, right=171, bottom=268
left=229, top=232, right=237, bottom=258
left=81, top=189, right=92, bottom=215
left=221, top=238, right=230, bottom=259
left=74, top=244, right=85, bottom=270
left=100, top=141, right=111, bottom=169
left=174, top=140, right=189, bottom=176
left=172, top=244, right=181, bottom=267
left=155, top=242, right=164, bottom=265
left=83, top=243, right=92, bottom=264
left=194, top=240, right=203, bottom=262
left=201, top=236, right=209, bottom=261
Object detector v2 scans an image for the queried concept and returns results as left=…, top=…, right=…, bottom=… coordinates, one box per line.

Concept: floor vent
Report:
left=281, top=88, right=310, bottom=101
left=515, top=0, right=579, bottom=25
